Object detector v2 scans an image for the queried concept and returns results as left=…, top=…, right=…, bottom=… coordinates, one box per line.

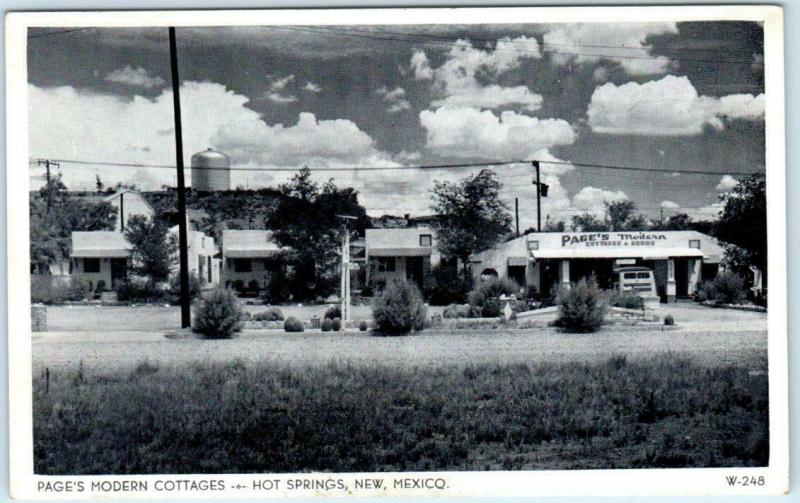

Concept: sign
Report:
left=560, top=232, right=668, bottom=248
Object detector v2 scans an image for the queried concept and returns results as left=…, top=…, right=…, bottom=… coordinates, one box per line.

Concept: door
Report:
left=674, top=259, right=689, bottom=298
left=110, top=258, right=128, bottom=289
left=405, top=256, right=424, bottom=289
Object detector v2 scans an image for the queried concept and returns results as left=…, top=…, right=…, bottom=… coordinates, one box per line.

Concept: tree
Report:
left=713, top=173, right=766, bottom=283
left=544, top=216, right=566, bottom=232
left=124, top=214, right=176, bottom=282
left=606, top=200, right=648, bottom=231
left=29, top=173, right=116, bottom=273
left=272, top=167, right=369, bottom=299
left=95, top=174, right=104, bottom=193
left=430, top=169, right=512, bottom=278
left=570, top=213, right=608, bottom=232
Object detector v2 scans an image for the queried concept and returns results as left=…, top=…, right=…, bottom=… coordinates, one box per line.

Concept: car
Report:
left=612, top=266, right=657, bottom=298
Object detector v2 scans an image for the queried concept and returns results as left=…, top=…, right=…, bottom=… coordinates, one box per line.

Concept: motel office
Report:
left=471, top=231, right=726, bottom=302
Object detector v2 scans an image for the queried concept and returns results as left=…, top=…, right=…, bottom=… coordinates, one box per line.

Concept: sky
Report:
left=26, top=22, right=766, bottom=231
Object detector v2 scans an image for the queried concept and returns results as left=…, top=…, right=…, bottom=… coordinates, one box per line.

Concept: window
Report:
left=234, top=258, right=252, bottom=273
left=83, top=258, right=100, bottom=273
left=637, top=272, right=651, bottom=279
left=623, top=272, right=638, bottom=280
left=689, top=239, right=701, bottom=249
left=526, top=240, right=539, bottom=251
left=419, top=234, right=432, bottom=247
left=376, top=257, right=396, bottom=272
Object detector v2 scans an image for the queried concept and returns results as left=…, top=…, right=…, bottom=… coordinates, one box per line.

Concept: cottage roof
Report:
left=103, top=189, right=155, bottom=213
left=222, top=230, right=285, bottom=258
left=71, top=231, right=131, bottom=258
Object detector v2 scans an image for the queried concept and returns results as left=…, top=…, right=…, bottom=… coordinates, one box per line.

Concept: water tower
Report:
left=191, top=148, right=230, bottom=192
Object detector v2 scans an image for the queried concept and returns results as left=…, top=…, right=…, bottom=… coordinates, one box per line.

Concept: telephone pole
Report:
left=515, top=197, right=520, bottom=236
left=533, top=161, right=541, bottom=232
left=337, top=215, right=357, bottom=323
left=37, top=159, right=59, bottom=213
left=169, top=27, right=191, bottom=329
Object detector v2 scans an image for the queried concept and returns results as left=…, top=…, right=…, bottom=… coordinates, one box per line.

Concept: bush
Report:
left=65, top=278, right=90, bottom=301
left=423, top=264, right=474, bottom=305
left=443, top=303, right=481, bottom=319
left=284, top=316, right=304, bottom=332
left=610, top=290, right=644, bottom=310
left=261, top=267, right=292, bottom=305
left=664, top=314, right=675, bottom=326
left=324, top=305, right=341, bottom=320
left=193, top=288, right=243, bottom=339
left=252, top=307, right=284, bottom=322
left=480, top=298, right=503, bottom=318
left=169, top=272, right=203, bottom=305
left=468, top=277, right=520, bottom=308
left=321, top=318, right=333, bottom=332
left=30, top=276, right=89, bottom=304
left=697, top=272, right=747, bottom=305
left=372, top=279, right=427, bottom=335
left=555, top=277, right=606, bottom=333
left=331, top=317, right=342, bottom=331
left=115, top=279, right=167, bottom=303
left=359, top=320, right=368, bottom=331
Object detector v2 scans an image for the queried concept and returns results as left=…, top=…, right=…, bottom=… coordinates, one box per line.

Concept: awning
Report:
left=71, top=248, right=130, bottom=258
left=224, top=249, right=285, bottom=258
left=507, top=256, right=528, bottom=266
left=531, top=247, right=706, bottom=260
left=369, top=248, right=432, bottom=257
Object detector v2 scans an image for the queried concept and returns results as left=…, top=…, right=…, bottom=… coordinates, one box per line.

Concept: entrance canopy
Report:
left=531, top=247, right=705, bottom=260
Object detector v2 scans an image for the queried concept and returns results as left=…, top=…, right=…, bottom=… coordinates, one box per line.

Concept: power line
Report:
left=27, top=27, right=94, bottom=39
left=268, top=25, right=762, bottom=66
left=30, top=156, right=762, bottom=177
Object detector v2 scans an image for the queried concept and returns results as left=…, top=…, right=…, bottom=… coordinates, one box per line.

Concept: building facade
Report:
left=364, top=227, right=440, bottom=290
left=470, top=231, right=725, bottom=302
left=221, top=230, right=286, bottom=293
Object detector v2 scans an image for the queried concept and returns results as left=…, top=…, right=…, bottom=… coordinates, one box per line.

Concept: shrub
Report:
left=423, top=264, right=474, bottom=305
left=252, top=307, right=284, bottom=322
left=331, top=317, right=342, bottom=331
left=468, top=277, right=520, bottom=308
left=283, top=316, right=304, bottom=332
left=610, top=290, right=644, bottom=310
left=359, top=320, right=368, bottom=331
left=371, top=279, right=427, bottom=335
left=193, top=288, right=243, bottom=339
left=262, top=267, right=291, bottom=305
left=697, top=272, right=747, bottom=305
left=169, top=272, right=203, bottom=305
left=555, top=277, right=606, bottom=333
left=115, top=279, right=167, bottom=303
left=664, top=314, right=675, bottom=326
left=321, top=318, right=333, bottom=332
left=324, top=305, right=341, bottom=320
left=480, top=298, right=503, bottom=318
left=443, top=303, right=480, bottom=319
left=65, top=278, right=90, bottom=301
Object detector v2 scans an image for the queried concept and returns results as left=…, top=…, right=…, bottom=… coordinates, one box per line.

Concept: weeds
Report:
left=33, top=355, right=768, bottom=474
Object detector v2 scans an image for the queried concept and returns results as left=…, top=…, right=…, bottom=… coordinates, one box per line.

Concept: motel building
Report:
left=221, top=230, right=288, bottom=293
left=364, top=227, right=439, bottom=290
left=470, top=230, right=725, bottom=302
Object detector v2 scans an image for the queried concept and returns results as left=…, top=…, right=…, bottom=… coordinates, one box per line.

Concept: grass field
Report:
left=33, top=354, right=768, bottom=474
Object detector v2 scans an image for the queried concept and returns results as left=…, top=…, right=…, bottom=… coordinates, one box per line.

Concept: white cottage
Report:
left=364, top=227, right=439, bottom=290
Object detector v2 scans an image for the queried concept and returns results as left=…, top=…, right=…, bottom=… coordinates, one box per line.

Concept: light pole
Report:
left=337, top=215, right=357, bottom=323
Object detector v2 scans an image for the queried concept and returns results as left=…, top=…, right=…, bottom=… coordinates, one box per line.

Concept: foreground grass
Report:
left=34, top=355, right=768, bottom=474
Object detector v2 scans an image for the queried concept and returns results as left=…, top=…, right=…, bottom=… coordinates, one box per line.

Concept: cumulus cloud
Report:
left=543, top=23, right=678, bottom=75
left=412, top=36, right=544, bottom=111
left=104, top=66, right=166, bottom=89
left=571, top=186, right=628, bottom=215
left=586, top=75, right=766, bottom=135
left=375, top=86, right=411, bottom=113
left=302, top=81, right=322, bottom=93
left=28, top=81, right=395, bottom=192
left=264, top=74, right=297, bottom=103
left=660, top=200, right=681, bottom=209
left=716, top=174, right=739, bottom=191
left=410, top=49, right=433, bottom=80
left=419, top=106, right=575, bottom=159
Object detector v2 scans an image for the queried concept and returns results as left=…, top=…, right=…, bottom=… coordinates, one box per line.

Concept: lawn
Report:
left=33, top=355, right=768, bottom=474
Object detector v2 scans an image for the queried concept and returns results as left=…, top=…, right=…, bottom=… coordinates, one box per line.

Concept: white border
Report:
left=5, top=5, right=787, bottom=498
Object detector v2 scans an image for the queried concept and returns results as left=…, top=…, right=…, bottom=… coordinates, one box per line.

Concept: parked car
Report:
left=612, top=266, right=657, bottom=297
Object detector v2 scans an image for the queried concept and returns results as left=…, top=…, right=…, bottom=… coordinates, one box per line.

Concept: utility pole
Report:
left=37, top=159, right=59, bottom=213
left=515, top=197, right=520, bottom=236
left=337, top=215, right=357, bottom=323
left=169, top=27, right=191, bottom=329
left=533, top=161, right=541, bottom=232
